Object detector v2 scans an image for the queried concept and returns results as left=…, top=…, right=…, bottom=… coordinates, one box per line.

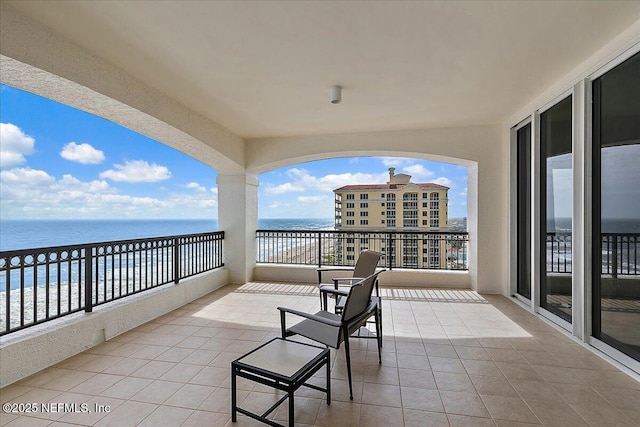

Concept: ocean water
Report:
left=0, top=218, right=335, bottom=251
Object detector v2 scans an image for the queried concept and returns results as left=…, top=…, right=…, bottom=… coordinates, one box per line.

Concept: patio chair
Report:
left=278, top=272, right=382, bottom=400
left=317, top=250, right=382, bottom=311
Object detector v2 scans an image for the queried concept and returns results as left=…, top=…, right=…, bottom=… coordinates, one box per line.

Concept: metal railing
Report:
left=546, top=232, right=639, bottom=276
left=0, top=231, right=224, bottom=335
left=256, top=229, right=468, bottom=270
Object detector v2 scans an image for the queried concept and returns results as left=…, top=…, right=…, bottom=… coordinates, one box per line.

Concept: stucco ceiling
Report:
left=7, top=1, right=640, bottom=139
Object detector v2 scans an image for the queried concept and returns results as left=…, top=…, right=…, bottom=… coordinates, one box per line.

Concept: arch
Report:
left=0, top=3, right=245, bottom=174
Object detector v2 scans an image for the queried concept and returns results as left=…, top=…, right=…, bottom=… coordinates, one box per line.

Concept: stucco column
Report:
left=217, top=173, right=259, bottom=284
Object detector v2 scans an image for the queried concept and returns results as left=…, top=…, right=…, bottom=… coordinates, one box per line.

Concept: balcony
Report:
left=3, top=279, right=639, bottom=426
left=1, top=1, right=639, bottom=424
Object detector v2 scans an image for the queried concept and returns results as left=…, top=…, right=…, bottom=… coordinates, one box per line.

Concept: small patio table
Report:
left=231, top=337, right=331, bottom=427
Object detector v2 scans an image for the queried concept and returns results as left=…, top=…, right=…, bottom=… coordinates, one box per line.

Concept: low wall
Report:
left=253, top=264, right=471, bottom=289
left=0, top=268, right=229, bottom=387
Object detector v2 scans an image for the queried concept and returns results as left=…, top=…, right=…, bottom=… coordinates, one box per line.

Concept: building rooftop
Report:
left=335, top=183, right=449, bottom=192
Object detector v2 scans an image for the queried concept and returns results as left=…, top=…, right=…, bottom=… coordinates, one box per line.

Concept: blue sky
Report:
left=1, top=84, right=468, bottom=220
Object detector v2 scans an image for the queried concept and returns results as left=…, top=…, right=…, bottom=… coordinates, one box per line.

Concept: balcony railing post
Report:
left=84, top=246, right=93, bottom=313
left=612, top=234, right=618, bottom=279
left=318, top=231, right=322, bottom=268
left=387, top=232, right=393, bottom=270
left=174, top=237, right=181, bottom=284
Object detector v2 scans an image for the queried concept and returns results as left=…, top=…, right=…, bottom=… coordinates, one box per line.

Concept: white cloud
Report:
left=433, top=177, right=453, bottom=187
left=0, top=123, right=35, bottom=168
left=100, top=160, right=171, bottom=183
left=269, top=201, right=282, bottom=209
left=285, top=168, right=388, bottom=192
left=265, top=182, right=305, bottom=195
left=0, top=167, right=55, bottom=186
left=379, top=157, right=415, bottom=167
left=402, top=164, right=434, bottom=179
left=0, top=167, right=217, bottom=219
left=60, top=142, right=105, bottom=164
left=185, top=182, right=207, bottom=193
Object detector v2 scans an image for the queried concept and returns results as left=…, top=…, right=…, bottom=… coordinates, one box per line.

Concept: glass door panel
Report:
left=540, top=96, right=573, bottom=323
left=593, top=52, right=640, bottom=361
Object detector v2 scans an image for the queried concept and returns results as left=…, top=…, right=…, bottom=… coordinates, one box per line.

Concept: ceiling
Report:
left=7, top=1, right=640, bottom=139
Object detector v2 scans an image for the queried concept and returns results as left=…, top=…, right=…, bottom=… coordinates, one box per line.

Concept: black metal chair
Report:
left=317, top=250, right=382, bottom=311
left=278, top=272, right=382, bottom=400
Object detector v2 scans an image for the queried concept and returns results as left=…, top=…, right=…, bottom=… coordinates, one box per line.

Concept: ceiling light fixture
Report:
left=330, top=86, right=342, bottom=104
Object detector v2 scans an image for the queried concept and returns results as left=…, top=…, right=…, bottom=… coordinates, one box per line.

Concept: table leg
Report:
left=231, top=367, right=237, bottom=422
left=288, top=391, right=294, bottom=427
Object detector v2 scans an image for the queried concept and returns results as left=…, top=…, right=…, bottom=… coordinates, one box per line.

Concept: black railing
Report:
left=546, top=232, right=639, bottom=277
left=256, top=229, right=468, bottom=271
left=0, top=231, right=224, bottom=336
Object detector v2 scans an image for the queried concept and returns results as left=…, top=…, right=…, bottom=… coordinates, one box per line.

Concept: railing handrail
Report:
left=0, top=231, right=225, bottom=257
left=257, top=229, right=468, bottom=236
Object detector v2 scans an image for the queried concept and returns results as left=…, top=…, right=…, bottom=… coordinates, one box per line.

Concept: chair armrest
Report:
left=277, top=307, right=342, bottom=327
left=317, top=267, right=354, bottom=283
left=318, top=285, right=350, bottom=297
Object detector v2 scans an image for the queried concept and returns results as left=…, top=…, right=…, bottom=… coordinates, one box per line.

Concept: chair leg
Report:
left=375, top=309, right=382, bottom=364
left=343, top=328, right=354, bottom=400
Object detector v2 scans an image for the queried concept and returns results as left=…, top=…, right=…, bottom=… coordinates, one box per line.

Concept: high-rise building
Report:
left=333, top=168, right=450, bottom=268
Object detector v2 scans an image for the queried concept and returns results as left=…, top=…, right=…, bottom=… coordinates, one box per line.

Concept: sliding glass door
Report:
left=592, top=52, right=640, bottom=361
left=540, top=96, right=573, bottom=323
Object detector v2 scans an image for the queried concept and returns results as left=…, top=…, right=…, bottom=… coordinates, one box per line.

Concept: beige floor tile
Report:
left=101, top=357, right=148, bottom=376
left=455, top=346, right=492, bottom=361
left=93, top=400, right=157, bottom=427
left=550, top=382, right=611, bottom=406
left=130, top=379, right=183, bottom=404
left=526, top=399, right=587, bottom=427
left=400, top=387, right=444, bottom=412
left=439, top=390, right=490, bottom=418
left=361, top=383, right=402, bottom=407
left=181, top=409, right=229, bottom=427
left=470, top=375, right=518, bottom=397
left=154, top=347, right=194, bottom=363
left=396, top=353, right=431, bottom=370
left=2, top=416, right=52, bottom=426
left=159, top=363, right=203, bottom=383
left=100, top=377, right=153, bottom=400
left=593, top=385, right=640, bottom=410
left=398, top=368, right=437, bottom=390
left=0, top=385, right=32, bottom=403
left=363, top=365, right=399, bottom=385
left=570, top=402, right=638, bottom=427
left=130, top=360, right=175, bottom=379
left=403, top=408, right=448, bottom=426
left=429, top=356, right=466, bottom=373
left=434, top=372, right=476, bottom=393
left=57, top=396, right=123, bottom=425
left=137, top=405, right=193, bottom=427
left=481, top=395, right=539, bottom=424
left=358, top=403, right=403, bottom=427
left=69, top=373, right=123, bottom=395
left=448, top=414, right=498, bottom=426
left=495, top=362, right=543, bottom=381
left=273, top=396, right=322, bottom=425
left=462, top=360, right=504, bottom=377
left=315, top=400, right=361, bottom=426
left=509, top=378, right=563, bottom=402
left=164, top=383, right=214, bottom=409
left=529, top=365, right=585, bottom=385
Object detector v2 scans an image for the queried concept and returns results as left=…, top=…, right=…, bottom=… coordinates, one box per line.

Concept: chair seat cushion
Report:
left=287, top=310, right=342, bottom=348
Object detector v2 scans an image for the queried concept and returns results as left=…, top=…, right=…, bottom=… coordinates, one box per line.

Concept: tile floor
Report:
left=1, top=283, right=639, bottom=427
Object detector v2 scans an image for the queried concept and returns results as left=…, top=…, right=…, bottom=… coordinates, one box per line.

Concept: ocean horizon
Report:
left=0, top=218, right=335, bottom=252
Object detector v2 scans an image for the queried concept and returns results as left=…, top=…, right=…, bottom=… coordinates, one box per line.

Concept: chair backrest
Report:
left=341, top=272, right=379, bottom=322
left=352, top=250, right=381, bottom=278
